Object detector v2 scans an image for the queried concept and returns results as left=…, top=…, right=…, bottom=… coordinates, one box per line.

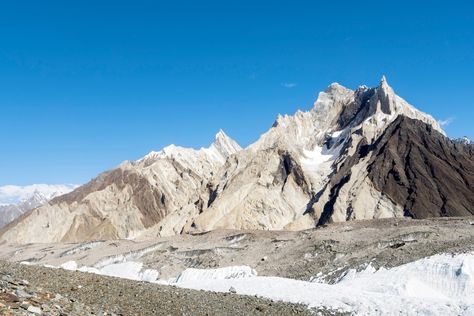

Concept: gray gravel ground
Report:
left=0, top=261, right=322, bottom=316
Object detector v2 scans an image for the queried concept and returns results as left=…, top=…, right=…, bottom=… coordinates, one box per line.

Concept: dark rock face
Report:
left=367, top=116, right=474, bottom=218
left=336, top=87, right=375, bottom=130
left=278, top=151, right=312, bottom=195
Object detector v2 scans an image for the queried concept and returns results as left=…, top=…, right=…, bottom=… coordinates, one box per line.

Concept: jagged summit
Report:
left=311, top=76, right=444, bottom=135
left=215, top=129, right=227, bottom=140
left=211, top=129, right=242, bottom=159
left=324, top=82, right=350, bottom=93
left=138, top=130, right=241, bottom=167
left=374, top=75, right=399, bottom=115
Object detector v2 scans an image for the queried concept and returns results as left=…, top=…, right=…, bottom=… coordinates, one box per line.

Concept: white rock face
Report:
left=0, top=77, right=449, bottom=244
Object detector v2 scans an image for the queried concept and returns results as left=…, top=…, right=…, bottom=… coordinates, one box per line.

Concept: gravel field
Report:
left=0, top=260, right=317, bottom=316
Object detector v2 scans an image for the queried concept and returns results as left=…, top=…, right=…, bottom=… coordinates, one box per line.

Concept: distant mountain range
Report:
left=0, top=184, right=78, bottom=228
left=453, top=136, right=473, bottom=145
left=1, top=77, right=473, bottom=244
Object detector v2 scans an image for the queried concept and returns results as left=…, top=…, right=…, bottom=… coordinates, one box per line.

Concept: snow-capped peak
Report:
left=211, top=129, right=242, bottom=159
left=324, top=82, right=348, bottom=93
left=0, top=184, right=79, bottom=206
left=138, top=130, right=241, bottom=167
left=453, top=136, right=473, bottom=145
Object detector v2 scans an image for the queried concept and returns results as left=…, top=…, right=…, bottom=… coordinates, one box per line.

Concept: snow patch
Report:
left=172, top=266, right=257, bottom=284
left=57, top=260, right=159, bottom=282
left=60, top=261, right=78, bottom=271
left=300, top=146, right=333, bottom=171
left=80, top=262, right=159, bottom=282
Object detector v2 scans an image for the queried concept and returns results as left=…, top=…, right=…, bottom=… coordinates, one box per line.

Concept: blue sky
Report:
left=0, top=1, right=473, bottom=185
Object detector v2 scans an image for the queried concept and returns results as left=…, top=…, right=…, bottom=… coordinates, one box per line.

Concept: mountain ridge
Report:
left=2, top=77, right=472, bottom=244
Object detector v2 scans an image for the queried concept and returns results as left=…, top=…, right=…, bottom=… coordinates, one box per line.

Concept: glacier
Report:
left=40, top=252, right=474, bottom=315
left=171, top=253, right=474, bottom=315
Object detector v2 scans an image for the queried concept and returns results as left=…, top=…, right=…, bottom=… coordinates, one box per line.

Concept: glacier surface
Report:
left=41, top=253, right=474, bottom=315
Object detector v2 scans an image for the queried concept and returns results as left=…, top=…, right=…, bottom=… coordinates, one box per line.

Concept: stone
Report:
left=19, top=279, right=30, bottom=286
left=41, top=304, right=51, bottom=312
left=0, top=292, right=20, bottom=303
left=27, top=305, right=43, bottom=314
left=20, top=302, right=31, bottom=310
left=15, top=288, right=35, bottom=298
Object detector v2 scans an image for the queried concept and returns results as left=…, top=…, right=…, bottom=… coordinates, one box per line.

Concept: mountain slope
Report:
left=367, top=116, right=474, bottom=218
left=305, top=116, right=474, bottom=225
left=1, top=131, right=242, bottom=243
left=2, top=77, right=472, bottom=244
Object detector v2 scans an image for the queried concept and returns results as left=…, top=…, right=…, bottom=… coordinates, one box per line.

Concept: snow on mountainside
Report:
left=0, top=184, right=78, bottom=228
left=1, top=77, right=473, bottom=244
left=137, top=129, right=242, bottom=168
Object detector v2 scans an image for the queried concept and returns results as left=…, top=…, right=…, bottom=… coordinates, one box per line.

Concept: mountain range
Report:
left=0, top=184, right=78, bottom=228
left=1, top=77, right=473, bottom=244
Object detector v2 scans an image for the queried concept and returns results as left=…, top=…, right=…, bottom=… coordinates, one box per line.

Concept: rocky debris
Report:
left=0, top=271, right=117, bottom=315
left=0, top=261, right=313, bottom=316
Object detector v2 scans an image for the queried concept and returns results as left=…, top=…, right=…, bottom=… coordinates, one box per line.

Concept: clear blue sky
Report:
left=1, top=1, right=473, bottom=185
